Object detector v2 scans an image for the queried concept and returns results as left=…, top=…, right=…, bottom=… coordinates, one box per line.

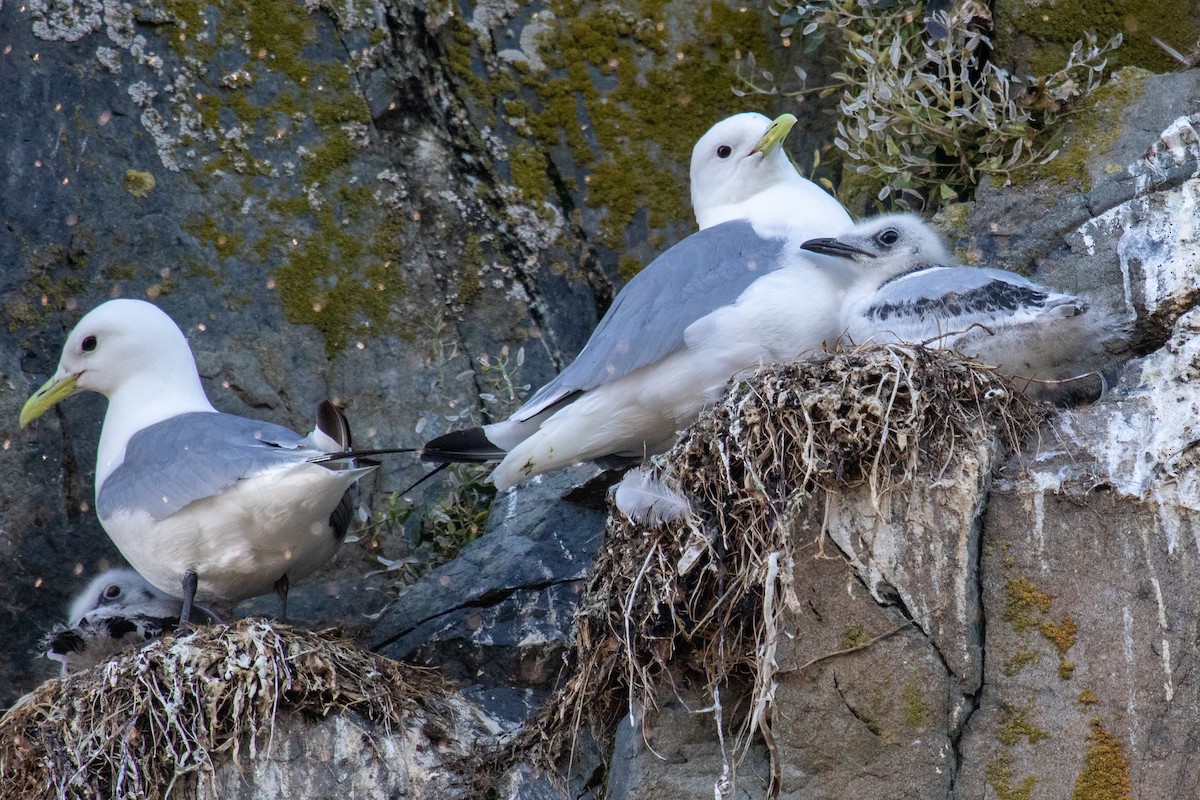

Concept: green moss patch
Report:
left=1004, top=576, right=1054, bottom=634
left=900, top=683, right=930, bottom=728
left=997, top=707, right=1051, bottom=747
left=1001, top=574, right=1080, bottom=679
left=1009, top=67, right=1152, bottom=192
left=123, top=169, right=157, bottom=197
left=443, top=0, right=786, bottom=258
left=988, top=754, right=1039, bottom=800
left=1002, top=0, right=1199, bottom=75
left=149, top=0, right=401, bottom=354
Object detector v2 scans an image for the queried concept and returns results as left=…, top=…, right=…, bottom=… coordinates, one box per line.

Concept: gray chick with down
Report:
left=45, top=568, right=219, bottom=675
left=801, top=213, right=1131, bottom=400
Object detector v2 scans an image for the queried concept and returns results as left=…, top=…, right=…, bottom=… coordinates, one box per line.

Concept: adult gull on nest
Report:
left=420, top=112, right=859, bottom=489
left=422, top=221, right=856, bottom=489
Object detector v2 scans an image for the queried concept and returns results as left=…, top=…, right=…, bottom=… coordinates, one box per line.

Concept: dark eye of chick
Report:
left=876, top=229, right=900, bottom=247
left=103, top=584, right=122, bottom=600
left=82, top=335, right=98, bottom=352
left=717, top=145, right=732, bottom=159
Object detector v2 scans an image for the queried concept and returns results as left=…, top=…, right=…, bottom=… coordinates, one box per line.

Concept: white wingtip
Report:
left=614, top=467, right=693, bottom=526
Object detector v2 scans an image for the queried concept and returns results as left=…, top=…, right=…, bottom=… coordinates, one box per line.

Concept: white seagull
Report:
left=421, top=221, right=856, bottom=489
left=418, top=112, right=857, bottom=490
left=689, top=112, right=852, bottom=238
left=20, top=299, right=376, bottom=623
left=800, top=213, right=1130, bottom=396
left=45, top=568, right=218, bottom=674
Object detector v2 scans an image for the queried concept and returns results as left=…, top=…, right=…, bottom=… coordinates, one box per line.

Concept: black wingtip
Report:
left=396, top=462, right=451, bottom=496
left=317, top=400, right=352, bottom=450
left=420, top=427, right=506, bottom=464
left=312, top=447, right=417, bottom=463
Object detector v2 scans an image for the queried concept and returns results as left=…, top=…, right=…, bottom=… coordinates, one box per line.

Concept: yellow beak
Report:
left=20, top=373, right=80, bottom=428
left=752, top=113, right=798, bottom=155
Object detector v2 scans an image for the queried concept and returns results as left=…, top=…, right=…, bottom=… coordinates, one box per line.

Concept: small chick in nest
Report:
left=802, top=213, right=1131, bottom=402
left=45, top=569, right=219, bottom=675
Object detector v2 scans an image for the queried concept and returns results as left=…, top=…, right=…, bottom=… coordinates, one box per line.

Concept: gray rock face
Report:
left=957, top=307, right=1200, bottom=797
left=958, top=68, right=1200, bottom=342
left=195, top=707, right=494, bottom=800
left=372, top=465, right=610, bottom=722
left=606, top=700, right=770, bottom=800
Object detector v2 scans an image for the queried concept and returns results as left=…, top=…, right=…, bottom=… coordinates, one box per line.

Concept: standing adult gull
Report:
left=20, top=299, right=377, bottom=624
left=800, top=213, right=1130, bottom=397
left=689, top=111, right=852, bottom=237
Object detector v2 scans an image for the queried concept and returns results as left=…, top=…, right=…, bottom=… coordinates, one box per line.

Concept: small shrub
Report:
left=745, top=0, right=1121, bottom=209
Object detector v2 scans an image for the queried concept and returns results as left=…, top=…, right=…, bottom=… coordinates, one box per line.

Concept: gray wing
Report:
left=514, top=220, right=787, bottom=421
left=865, top=266, right=1070, bottom=322
left=98, top=412, right=319, bottom=522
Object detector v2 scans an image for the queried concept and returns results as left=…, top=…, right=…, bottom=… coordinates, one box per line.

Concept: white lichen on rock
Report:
left=1075, top=113, right=1200, bottom=319
left=373, top=168, right=410, bottom=208
left=126, top=78, right=156, bottom=106
left=496, top=9, right=554, bottom=73
left=101, top=0, right=134, bottom=47
left=95, top=44, right=120, bottom=72
left=29, top=0, right=103, bottom=41
left=139, top=107, right=180, bottom=171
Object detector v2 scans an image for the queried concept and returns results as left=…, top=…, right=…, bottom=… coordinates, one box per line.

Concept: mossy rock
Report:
left=993, top=0, right=1200, bottom=76
left=1007, top=66, right=1153, bottom=192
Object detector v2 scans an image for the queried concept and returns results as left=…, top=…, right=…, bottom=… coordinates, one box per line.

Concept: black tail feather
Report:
left=420, top=427, right=506, bottom=464
left=396, top=462, right=452, bottom=496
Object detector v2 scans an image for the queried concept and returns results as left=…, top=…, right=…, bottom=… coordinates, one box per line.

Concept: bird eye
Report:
left=102, top=584, right=122, bottom=600
left=717, top=145, right=732, bottom=159
left=875, top=229, right=900, bottom=247
left=81, top=335, right=98, bottom=353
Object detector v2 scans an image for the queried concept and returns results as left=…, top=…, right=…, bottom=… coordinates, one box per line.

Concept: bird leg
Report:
left=179, top=569, right=198, bottom=630
left=274, top=574, right=289, bottom=623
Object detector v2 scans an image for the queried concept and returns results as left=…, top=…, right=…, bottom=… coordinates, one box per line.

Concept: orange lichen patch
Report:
left=1004, top=576, right=1054, bottom=634
left=1069, top=719, right=1132, bottom=800
left=1041, top=615, right=1078, bottom=679
left=997, top=707, right=1050, bottom=747
left=988, top=753, right=1038, bottom=800
left=1041, top=615, right=1077, bottom=656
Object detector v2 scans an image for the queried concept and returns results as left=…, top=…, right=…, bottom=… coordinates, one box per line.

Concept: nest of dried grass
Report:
left=0, top=620, right=462, bottom=800
left=530, top=344, right=1046, bottom=786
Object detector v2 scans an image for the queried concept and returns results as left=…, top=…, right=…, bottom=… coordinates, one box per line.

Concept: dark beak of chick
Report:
left=800, top=237, right=874, bottom=259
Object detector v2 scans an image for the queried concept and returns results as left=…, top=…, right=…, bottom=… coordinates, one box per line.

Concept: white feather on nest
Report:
left=614, top=467, right=693, bottom=526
